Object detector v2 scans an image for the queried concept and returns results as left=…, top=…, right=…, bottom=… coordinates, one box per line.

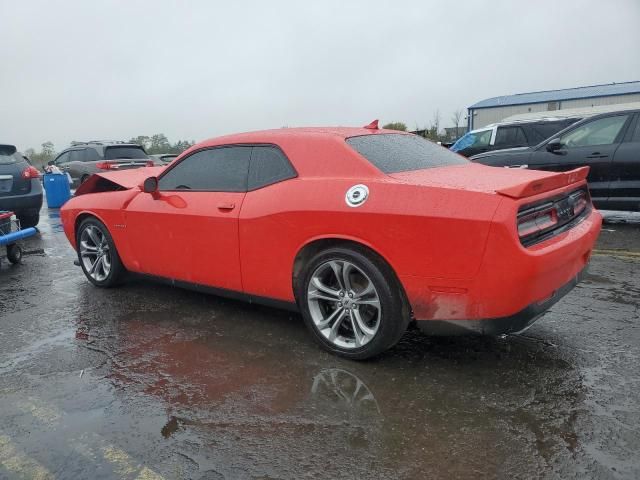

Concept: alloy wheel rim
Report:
left=307, top=260, right=381, bottom=349
left=79, top=225, right=111, bottom=282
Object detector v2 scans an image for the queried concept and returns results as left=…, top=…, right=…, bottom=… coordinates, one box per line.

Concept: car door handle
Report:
left=586, top=153, right=608, bottom=159
left=217, top=202, right=235, bottom=211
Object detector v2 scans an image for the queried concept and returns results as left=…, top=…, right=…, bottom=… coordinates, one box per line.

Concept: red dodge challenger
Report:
left=60, top=122, right=602, bottom=359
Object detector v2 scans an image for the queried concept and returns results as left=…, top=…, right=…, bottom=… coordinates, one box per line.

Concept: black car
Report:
left=0, top=144, right=43, bottom=227
left=451, top=118, right=580, bottom=157
left=471, top=110, right=640, bottom=212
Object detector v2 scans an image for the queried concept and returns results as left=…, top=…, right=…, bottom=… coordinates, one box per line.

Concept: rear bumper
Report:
left=401, top=206, right=602, bottom=328
left=416, top=266, right=586, bottom=335
left=0, top=180, right=43, bottom=214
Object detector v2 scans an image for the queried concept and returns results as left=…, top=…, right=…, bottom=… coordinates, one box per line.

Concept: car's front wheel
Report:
left=298, top=246, right=410, bottom=360
left=77, top=217, right=125, bottom=287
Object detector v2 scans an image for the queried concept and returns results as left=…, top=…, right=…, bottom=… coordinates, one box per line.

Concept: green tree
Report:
left=27, top=141, right=56, bottom=167
left=382, top=122, right=407, bottom=131
left=128, top=135, right=151, bottom=151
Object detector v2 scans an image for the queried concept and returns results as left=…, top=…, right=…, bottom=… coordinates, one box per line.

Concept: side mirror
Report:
left=142, top=176, right=158, bottom=193
left=546, top=138, right=563, bottom=153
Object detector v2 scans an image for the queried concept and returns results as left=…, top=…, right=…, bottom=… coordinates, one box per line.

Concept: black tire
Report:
left=7, top=244, right=22, bottom=264
left=80, top=175, right=90, bottom=184
left=18, top=214, right=40, bottom=228
left=76, top=217, right=126, bottom=287
left=296, top=246, right=410, bottom=360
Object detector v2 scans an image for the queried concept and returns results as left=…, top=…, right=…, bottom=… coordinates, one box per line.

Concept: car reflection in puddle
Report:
left=311, top=368, right=381, bottom=417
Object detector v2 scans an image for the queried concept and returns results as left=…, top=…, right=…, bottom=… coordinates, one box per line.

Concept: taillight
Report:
left=517, top=203, right=558, bottom=238
left=21, top=166, right=41, bottom=179
left=95, top=161, right=118, bottom=170
left=570, top=190, right=588, bottom=216
left=517, top=188, right=591, bottom=246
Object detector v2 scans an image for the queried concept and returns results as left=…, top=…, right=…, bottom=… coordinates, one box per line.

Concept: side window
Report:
left=69, top=149, right=84, bottom=162
left=54, top=152, right=71, bottom=165
left=85, top=148, right=100, bottom=162
left=248, top=146, right=296, bottom=190
left=631, top=116, right=640, bottom=142
left=158, top=146, right=251, bottom=192
left=495, top=127, right=527, bottom=148
left=473, top=129, right=493, bottom=148
left=560, top=115, right=629, bottom=148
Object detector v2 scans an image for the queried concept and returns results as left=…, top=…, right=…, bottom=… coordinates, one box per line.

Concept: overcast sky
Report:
left=1, top=0, right=639, bottom=151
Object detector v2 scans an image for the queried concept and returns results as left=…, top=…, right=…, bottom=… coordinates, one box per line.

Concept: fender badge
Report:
left=345, top=184, right=369, bottom=207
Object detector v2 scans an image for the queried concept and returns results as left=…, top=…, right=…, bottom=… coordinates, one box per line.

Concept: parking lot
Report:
left=0, top=203, right=637, bottom=479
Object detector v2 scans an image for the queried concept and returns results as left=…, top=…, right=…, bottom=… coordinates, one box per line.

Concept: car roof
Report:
left=66, top=141, right=141, bottom=149
left=196, top=126, right=409, bottom=148
left=185, top=127, right=409, bottom=178
left=469, top=118, right=578, bottom=133
left=60, top=141, right=146, bottom=156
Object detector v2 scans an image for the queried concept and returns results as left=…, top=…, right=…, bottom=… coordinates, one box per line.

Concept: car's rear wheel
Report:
left=18, top=213, right=39, bottom=228
left=77, top=217, right=125, bottom=287
left=298, top=246, right=410, bottom=360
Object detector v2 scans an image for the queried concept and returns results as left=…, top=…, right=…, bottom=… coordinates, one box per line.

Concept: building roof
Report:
left=469, top=81, right=640, bottom=109
left=501, top=101, right=640, bottom=123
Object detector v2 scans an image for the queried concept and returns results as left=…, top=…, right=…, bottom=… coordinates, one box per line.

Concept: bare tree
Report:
left=451, top=109, right=464, bottom=138
left=432, top=109, right=440, bottom=137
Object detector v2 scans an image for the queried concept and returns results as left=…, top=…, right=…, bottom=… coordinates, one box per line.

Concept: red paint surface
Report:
left=60, top=127, right=602, bottom=322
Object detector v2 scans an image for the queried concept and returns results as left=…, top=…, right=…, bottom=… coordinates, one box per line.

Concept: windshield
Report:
left=450, top=129, right=492, bottom=152
left=346, top=134, right=467, bottom=174
left=104, top=146, right=149, bottom=160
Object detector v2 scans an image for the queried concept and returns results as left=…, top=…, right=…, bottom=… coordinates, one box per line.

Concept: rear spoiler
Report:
left=496, top=166, right=589, bottom=199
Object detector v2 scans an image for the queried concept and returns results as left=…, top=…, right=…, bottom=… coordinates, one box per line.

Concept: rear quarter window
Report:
left=248, top=146, right=296, bottom=190
left=346, top=134, right=467, bottom=173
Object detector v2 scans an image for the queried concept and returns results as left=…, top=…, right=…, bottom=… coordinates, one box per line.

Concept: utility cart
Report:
left=0, top=211, right=38, bottom=265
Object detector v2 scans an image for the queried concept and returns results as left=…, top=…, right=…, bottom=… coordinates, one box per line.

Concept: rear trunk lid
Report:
left=389, top=163, right=589, bottom=199
left=99, top=159, right=153, bottom=170
left=100, top=145, right=152, bottom=170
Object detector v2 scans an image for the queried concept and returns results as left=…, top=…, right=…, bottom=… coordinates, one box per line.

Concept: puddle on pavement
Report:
left=1, top=205, right=638, bottom=478
left=55, top=293, right=588, bottom=477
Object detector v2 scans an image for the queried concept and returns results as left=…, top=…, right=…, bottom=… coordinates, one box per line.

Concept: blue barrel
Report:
left=43, top=174, right=71, bottom=208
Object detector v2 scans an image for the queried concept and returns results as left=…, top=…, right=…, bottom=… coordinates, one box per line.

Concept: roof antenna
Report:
left=363, top=119, right=379, bottom=130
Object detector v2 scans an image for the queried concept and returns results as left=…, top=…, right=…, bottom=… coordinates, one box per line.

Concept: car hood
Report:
left=389, top=163, right=589, bottom=199
left=75, top=166, right=165, bottom=196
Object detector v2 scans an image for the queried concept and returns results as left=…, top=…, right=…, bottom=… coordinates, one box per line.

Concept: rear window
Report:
left=104, top=146, right=148, bottom=160
left=0, top=145, right=18, bottom=165
left=346, top=134, right=467, bottom=173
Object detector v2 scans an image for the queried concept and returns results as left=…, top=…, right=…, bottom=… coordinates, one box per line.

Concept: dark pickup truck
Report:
left=471, top=110, right=640, bottom=211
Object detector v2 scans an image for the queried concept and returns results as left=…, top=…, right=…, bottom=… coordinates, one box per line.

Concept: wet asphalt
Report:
left=0, top=206, right=639, bottom=480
